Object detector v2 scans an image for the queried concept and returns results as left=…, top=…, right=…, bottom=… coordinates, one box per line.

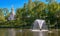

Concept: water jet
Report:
left=32, top=19, right=48, bottom=36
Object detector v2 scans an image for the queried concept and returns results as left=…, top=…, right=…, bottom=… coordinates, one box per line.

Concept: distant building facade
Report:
left=8, top=7, right=15, bottom=20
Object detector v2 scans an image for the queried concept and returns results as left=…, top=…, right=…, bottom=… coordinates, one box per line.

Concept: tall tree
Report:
left=28, top=0, right=32, bottom=11
left=0, top=8, right=5, bottom=22
left=34, top=0, right=40, bottom=6
left=46, top=2, right=59, bottom=27
left=33, top=2, right=46, bottom=19
left=3, top=8, right=9, bottom=16
left=3, top=8, right=9, bottom=20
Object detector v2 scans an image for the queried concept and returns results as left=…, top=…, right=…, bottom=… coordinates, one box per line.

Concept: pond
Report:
left=0, top=28, right=60, bottom=36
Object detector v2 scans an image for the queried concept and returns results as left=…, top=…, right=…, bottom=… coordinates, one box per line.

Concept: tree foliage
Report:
left=0, top=0, right=60, bottom=28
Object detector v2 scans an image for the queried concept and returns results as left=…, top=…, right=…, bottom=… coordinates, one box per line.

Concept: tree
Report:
left=0, top=8, right=5, bottom=22
left=28, top=0, right=32, bottom=11
left=46, top=2, right=59, bottom=28
left=33, top=2, right=46, bottom=19
left=3, top=8, right=9, bottom=16
left=3, top=8, right=9, bottom=20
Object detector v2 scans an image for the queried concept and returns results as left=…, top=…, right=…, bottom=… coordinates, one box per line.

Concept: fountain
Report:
left=32, top=19, right=48, bottom=36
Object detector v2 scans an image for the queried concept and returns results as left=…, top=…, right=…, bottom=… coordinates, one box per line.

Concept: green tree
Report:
left=33, top=2, right=46, bottom=19
left=0, top=8, right=5, bottom=22
left=3, top=8, right=9, bottom=20
left=46, top=2, right=59, bottom=27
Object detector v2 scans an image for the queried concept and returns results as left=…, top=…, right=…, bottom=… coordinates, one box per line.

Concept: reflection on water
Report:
left=8, top=28, right=16, bottom=36
left=33, top=30, right=48, bottom=36
left=0, top=29, right=60, bottom=36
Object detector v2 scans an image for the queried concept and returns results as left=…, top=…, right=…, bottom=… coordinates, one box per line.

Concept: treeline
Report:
left=0, top=0, right=60, bottom=29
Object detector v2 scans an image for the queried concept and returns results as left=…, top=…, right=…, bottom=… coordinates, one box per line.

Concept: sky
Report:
left=0, top=0, right=60, bottom=12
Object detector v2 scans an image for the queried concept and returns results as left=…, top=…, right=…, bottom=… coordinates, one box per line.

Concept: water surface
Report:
left=0, top=28, right=60, bottom=36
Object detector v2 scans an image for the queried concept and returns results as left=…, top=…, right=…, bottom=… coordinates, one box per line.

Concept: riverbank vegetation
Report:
left=0, top=0, right=60, bottom=29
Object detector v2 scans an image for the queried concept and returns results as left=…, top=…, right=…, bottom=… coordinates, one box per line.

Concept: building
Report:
left=8, top=6, right=15, bottom=20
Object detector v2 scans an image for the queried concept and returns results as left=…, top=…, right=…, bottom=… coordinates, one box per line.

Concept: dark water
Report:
left=0, top=28, right=60, bottom=36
